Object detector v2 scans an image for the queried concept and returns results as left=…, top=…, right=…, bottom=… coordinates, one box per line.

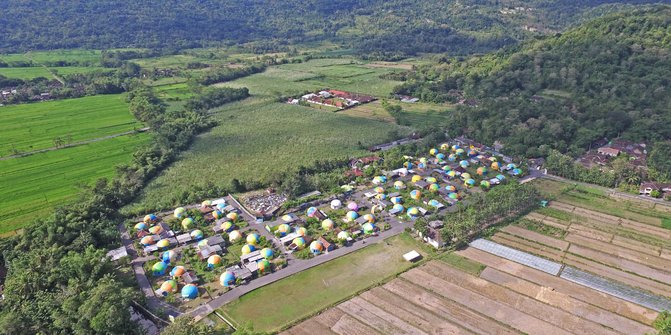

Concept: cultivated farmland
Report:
left=283, top=182, right=671, bottom=335
left=342, top=100, right=454, bottom=127
left=0, top=94, right=142, bottom=157
left=0, top=133, right=150, bottom=233
left=0, top=66, right=107, bottom=80
left=127, top=97, right=409, bottom=213
left=0, top=49, right=102, bottom=65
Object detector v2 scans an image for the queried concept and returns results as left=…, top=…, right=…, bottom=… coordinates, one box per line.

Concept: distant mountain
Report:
left=0, top=0, right=667, bottom=56
left=396, top=6, right=671, bottom=156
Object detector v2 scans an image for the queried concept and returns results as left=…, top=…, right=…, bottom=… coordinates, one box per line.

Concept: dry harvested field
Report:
left=284, top=198, right=671, bottom=335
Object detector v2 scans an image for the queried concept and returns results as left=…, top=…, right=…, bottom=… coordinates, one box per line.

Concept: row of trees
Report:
left=441, top=182, right=541, bottom=245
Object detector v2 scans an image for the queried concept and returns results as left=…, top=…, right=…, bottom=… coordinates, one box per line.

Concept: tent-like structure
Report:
left=227, top=212, right=239, bottom=222
left=461, top=173, right=472, bottom=180
left=292, top=237, right=306, bottom=249
left=181, top=218, right=194, bottom=230
left=160, top=280, right=178, bottom=294
left=429, top=183, right=440, bottom=192
left=135, top=222, right=147, bottom=231
left=459, top=160, right=469, bottom=168
left=157, top=239, right=170, bottom=249
left=220, top=271, right=236, bottom=287
left=507, top=163, right=517, bottom=170
left=374, top=186, right=385, bottom=194
left=229, top=230, right=242, bottom=242
left=363, top=214, right=375, bottom=223
left=221, top=221, right=233, bottom=232
left=419, top=157, right=428, bottom=164
left=393, top=204, right=405, bottom=213
left=445, top=185, right=457, bottom=192
left=442, top=165, right=451, bottom=172
left=347, top=202, right=359, bottom=211
left=425, top=177, right=437, bottom=183
left=198, top=239, right=209, bottom=248
left=436, top=153, right=446, bottom=160
left=464, top=179, right=476, bottom=187
left=181, top=284, right=198, bottom=299
left=391, top=196, right=403, bottom=204
left=371, top=204, right=384, bottom=214
left=152, top=262, right=167, bottom=276
left=363, top=223, right=375, bottom=234
left=491, top=161, right=502, bottom=170
left=144, top=214, right=158, bottom=223
left=407, top=207, right=420, bottom=219
left=148, top=225, right=163, bottom=235
left=411, top=175, right=422, bottom=183
left=207, top=255, right=222, bottom=268
left=448, top=154, right=457, bottom=161
left=428, top=199, right=443, bottom=208
left=496, top=174, right=506, bottom=181
left=201, top=200, right=212, bottom=207
left=452, top=144, right=461, bottom=152
left=477, top=167, right=488, bottom=176
left=277, top=224, right=291, bottom=237
left=410, top=190, right=422, bottom=200
left=429, top=148, right=438, bottom=156
left=448, top=192, right=459, bottom=200
left=376, top=193, right=387, bottom=200
left=331, top=199, right=342, bottom=209
left=394, top=181, right=405, bottom=190
left=306, top=207, right=318, bottom=217
left=174, top=207, right=186, bottom=219
left=170, top=266, right=186, bottom=278
left=310, top=240, right=324, bottom=254
left=468, top=150, right=478, bottom=157
left=346, top=211, right=359, bottom=222
left=162, top=250, right=177, bottom=264
left=512, top=168, right=522, bottom=176
left=190, top=230, right=204, bottom=240
left=447, top=170, right=457, bottom=178
left=337, top=231, right=350, bottom=241
left=257, top=259, right=271, bottom=273
left=260, top=248, right=274, bottom=259
left=372, top=176, right=387, bottom=184
left=281, top=214, right=294, bottom=222
left=404, top=161, right=414, bottom=169
left=213, top=210, right=224, bottom=220
left=295, top=226, right=307, bottom=237
left=455, top=148, right=465, bottom=156
left=480, top=180, right=491, bottom=188
left=440, top=143, right=450, bottom=151
left=241, top=244, right=256, bottom=255
left=322, top=219, right=334, bottom=231
left=246, top=233, right=260, bottom=245
left=216, top=203, right=227, bottom=211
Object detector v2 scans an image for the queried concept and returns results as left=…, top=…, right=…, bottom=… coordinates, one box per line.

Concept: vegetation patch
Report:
left=516, top=218, right=566, bottom=239
left=537, top=207, right=573, bottom=222
left=438, top=252, right=486, bottom=276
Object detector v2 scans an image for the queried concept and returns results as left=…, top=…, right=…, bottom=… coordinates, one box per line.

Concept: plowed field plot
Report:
left=285, top=195, right=671, bottom=335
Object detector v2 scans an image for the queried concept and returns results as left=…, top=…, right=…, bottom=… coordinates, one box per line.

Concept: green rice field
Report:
left=0, top=66, right=107, bottom=80
left=0, top=94, right=142, bottom=157
left=126, top=97, right=409, bottom=213
left=0, top=133, right=151, bottom=233
left=0, top=50, right=102, bottom=65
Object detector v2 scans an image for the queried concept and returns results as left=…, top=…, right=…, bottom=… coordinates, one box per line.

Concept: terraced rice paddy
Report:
left=284, top=185, right=671, bottom=335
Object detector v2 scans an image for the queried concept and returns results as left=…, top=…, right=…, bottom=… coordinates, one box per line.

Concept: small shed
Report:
left=403, top=250, right=422, bottom=262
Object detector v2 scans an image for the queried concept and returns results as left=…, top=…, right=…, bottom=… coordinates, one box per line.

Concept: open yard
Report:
left=0, top=94, right=141, bottom=157
left=219, top=233, right=434, bottom=332
left=126, top=98, right=409, bottom=213
left=0, top=133, right=151, bottom=233
left=215, top=58, right=404, bottom=98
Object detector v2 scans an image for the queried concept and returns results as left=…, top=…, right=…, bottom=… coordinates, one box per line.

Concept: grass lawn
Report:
left=0, top=133, right=151, bottom=233
left=153, top=82, right=195, bottom=100
left=218, top=232, right=435, bottom=332
left=0, top=94, right=141, bottom=157
left=125, top=98, right=409, bottom=213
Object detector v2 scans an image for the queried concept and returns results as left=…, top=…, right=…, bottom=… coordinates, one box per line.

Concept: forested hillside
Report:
left=0, top=0, right=665, bottom=57
left=395, top=6, right=671, bottom=157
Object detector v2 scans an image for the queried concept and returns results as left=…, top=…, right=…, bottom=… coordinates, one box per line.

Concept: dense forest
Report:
left=0, top=1, right=667, bottom=57
left=395, top=6, right=671, bottom=157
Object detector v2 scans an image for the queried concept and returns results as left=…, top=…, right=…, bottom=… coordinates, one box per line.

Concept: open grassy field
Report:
left=0, top=50, right=102, bottom=64
left=219, top=233, right=434, bottom=332
left=0, top=133, right=151, bottom=233
left=341, top=100, right=454, bottom=127
left=152, top=82, right=195, bottom=100
left=215, top=58, right=404, bottom=98
left=0, top=94, right=141, bottom=157
left=126, top=97, right=409, bottom=212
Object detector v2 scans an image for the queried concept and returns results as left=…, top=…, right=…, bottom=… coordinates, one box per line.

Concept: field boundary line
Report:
left=0, top=127, right=150, bottom=160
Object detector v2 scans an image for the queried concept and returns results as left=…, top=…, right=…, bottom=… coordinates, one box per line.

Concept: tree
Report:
left=654, top=311, right=671, bottom=335
left=161, top=316, right=210, bottom=335
left=651, top=189, right=662, bottom=198
left=649, top=141, right=671, bottom=182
